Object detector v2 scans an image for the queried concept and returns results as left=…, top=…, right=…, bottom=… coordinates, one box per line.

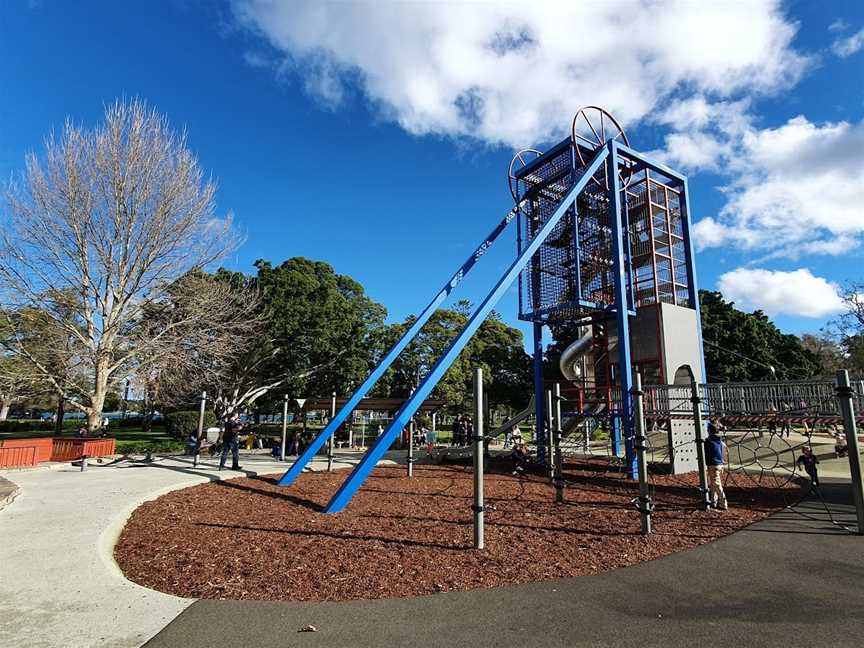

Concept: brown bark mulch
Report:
left=114, top=461, right=796, bottom=602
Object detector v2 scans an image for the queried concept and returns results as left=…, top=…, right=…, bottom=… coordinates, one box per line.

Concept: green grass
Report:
left=0, top=422, right=184, bottom=453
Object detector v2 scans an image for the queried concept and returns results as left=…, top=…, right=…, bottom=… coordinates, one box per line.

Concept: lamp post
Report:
left=280, top=395, right=289, bottom=462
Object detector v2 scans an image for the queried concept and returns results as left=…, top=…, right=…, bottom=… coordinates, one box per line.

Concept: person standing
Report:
left=780, top=401, right=792, bottom=438
left=219, top=412, right=243, bottom=471
left=704, top=421, right=728, bottom=510
left=452, top=416, right=462, bottom=447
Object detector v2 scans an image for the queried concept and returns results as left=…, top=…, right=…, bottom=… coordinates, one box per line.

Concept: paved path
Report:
left=2, top=448, right=862, bottom=648
left=0, top=476, right=19, bottom=510
left=145, top=482, right=864, bottom=648
left=0, top=452, right=363, bottom=648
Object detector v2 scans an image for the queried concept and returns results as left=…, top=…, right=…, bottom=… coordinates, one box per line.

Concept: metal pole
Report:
left=327, top=392, right=336, bottom=472
left=473, top=368, right=485, bottom=550
left=545, top=389, right=555, bottom=478
left=553, top=383, right=564, bottom=503
left=836, top=370, right=864, bottom=534
left=632, top=373, right=653, bottom=534
left=407, top=418, right=415, bottom=478
left=193, top=391, right=206, bottom=468
left=690, top=379, right=711, bottom=511
left=280, top=395, right=289, bottom=462
left=533, top=322, right=546, bottom=464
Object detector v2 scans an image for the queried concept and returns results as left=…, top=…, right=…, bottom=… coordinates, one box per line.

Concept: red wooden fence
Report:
left=0, top=437, right=116, bottom=468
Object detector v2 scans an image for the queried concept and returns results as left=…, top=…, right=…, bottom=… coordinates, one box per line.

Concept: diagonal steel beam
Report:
left=277, top=207, right=518, bottom=486
left=324, top=146, right=610, bottom=513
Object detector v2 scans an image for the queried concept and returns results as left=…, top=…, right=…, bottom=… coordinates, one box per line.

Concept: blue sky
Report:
left=1, top=0, right=863, bottom=345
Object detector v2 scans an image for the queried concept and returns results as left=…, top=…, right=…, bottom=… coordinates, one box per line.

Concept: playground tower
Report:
left=510, top=107, right=705, bottom=475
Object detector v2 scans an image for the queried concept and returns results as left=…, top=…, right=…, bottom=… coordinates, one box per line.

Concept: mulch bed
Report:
left=114, top=461, right=797, bottom=602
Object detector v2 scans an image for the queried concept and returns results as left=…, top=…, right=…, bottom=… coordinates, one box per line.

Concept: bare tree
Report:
left=839, top=282, right=864, bottom=333
left=133, top=272, right=266, bottom=424
left=140, top=271, right=337, bottom=423
left=0, top=99, right=236, bottom=430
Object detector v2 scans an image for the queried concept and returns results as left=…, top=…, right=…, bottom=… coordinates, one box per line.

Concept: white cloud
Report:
left=231, top=0, right=807, bottom=147
left=717, top=268, right=845, bottom=317
left=685, top=115, right=864, bottom=256
left=832, top=27, right=864, bottom=58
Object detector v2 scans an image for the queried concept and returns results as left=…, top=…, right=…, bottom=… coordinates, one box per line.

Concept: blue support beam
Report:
left=277, top=208, right=518, bottom=487
left=324, top=146, right=610, bottom=513
left=608, top=142, right=637, bottom=479
left=678, top=177, right=707, bottom=384
left=532, top=322, right=546, bottom=462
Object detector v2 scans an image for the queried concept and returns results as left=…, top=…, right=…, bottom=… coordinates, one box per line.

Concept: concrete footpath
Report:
left=146, top=483, right=864, bottom=648
left=2, top=450, right=862, bottom=648
left=0, top=452, right=361, bottom=648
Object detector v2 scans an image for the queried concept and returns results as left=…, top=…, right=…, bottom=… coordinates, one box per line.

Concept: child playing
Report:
left=834, top=432, right=848, bottom=459
left=704, top=421, right=728, bottom=510
left=796, top=446, right=820, bottom=487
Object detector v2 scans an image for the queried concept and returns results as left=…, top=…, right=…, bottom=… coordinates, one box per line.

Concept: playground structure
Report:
left=272, top=105, right=864, bottom=529
left=278, top=105, right=714, bottom=513
left=511, top=106, right=704, bottom=478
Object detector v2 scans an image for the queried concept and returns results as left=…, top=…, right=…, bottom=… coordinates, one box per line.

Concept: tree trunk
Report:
left=88, top=355, right=111, bottom=432
left=0, top=399, right=9, bottom=422
left=54, top=396, right=65, bottom=435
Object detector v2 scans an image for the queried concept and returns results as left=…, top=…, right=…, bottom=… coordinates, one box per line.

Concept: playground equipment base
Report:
left=115, top=462, right=797, bottom=602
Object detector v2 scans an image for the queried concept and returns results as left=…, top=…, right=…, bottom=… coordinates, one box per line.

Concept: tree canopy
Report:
left=375, top=302, right=532, bottom=413
left=699, top=290, right=819, bottom=382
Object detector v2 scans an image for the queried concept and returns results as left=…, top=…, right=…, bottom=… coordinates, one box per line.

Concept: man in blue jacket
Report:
left=704, top=421, right=728, bottom=510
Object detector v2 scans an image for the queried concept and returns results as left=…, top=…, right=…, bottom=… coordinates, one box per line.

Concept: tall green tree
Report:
left=699, top=290, right=819, bottom=381
left=255, top=257, right=387, bottom=402
left=375, top=303, right=532, bottom=413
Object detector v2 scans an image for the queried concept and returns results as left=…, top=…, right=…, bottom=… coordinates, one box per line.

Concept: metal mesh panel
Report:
left=514, top=142, right=694, bottom=322
left=515, top=143, right=609, bottom=323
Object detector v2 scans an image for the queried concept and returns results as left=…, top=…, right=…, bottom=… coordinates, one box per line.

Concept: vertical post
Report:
left=533, top=322, right=546, bottom=463
left=280, top=395, right=289, bottom=462
left=473, top=368, right=485, bottom=550
left=836, top=370, right=864, bottom=534
left=631, top=373, right=653, bottom=534
left=193, top=391, right=206, bottom=468
left=677, top=176, right=707, bottom=384
left=690, top=379, right=710, bottom=510
left=545, top=389, right=555, bottom=477
left=608, top=142, right=636, bottom=479
left=553, top=383, right=565, bottom=503
left=407, top=417, right=415, bottom=478
left=327, top=392, right=336, bottom=472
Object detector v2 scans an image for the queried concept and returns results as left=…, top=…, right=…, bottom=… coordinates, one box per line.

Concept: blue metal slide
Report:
left=324, top=145, right=610, bottom=513
left=277, top=207, right=519, bottom=486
